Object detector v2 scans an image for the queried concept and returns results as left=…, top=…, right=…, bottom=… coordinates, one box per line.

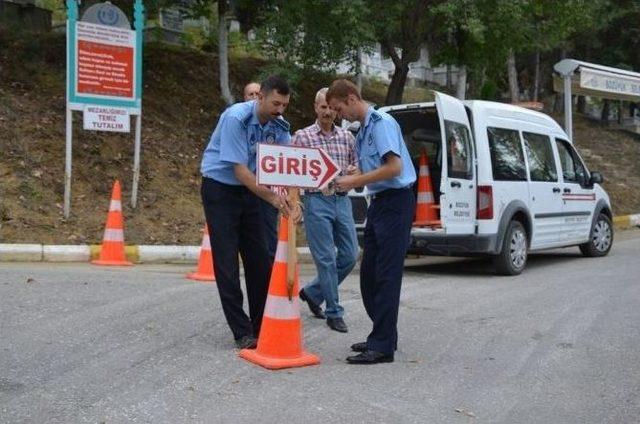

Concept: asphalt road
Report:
left=1, top=230, right=639, bottom=423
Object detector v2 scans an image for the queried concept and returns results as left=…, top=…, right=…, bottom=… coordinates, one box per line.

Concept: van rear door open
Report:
left=434, top=92, right=477, bottom=234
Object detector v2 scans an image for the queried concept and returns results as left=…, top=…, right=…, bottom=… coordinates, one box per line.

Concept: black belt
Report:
left=203, top=176, right=249, bottom=192
left=304, top=191, right=348, bottom=197
left=371, top=185, right=414, bottom=200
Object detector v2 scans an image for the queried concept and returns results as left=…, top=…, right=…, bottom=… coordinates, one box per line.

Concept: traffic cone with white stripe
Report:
left=239, top=215, right=320, bottom=370
left=186, top=224, right=215, bottom=282
left=413, top=149, right=440, bottom=227
left=92, top=180, right=132, bottom=266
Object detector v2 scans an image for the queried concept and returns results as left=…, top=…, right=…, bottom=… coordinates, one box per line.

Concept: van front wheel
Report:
left=579, top=213, right=613, bottom=257
left=494, top=220, right=528, bottom=276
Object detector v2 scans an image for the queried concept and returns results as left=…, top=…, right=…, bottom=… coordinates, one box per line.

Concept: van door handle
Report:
left=552, top=187, right=561, bottom=193
left=450, top=181, right=461, bottom=188
left=563, top=188, right=571, bottom=193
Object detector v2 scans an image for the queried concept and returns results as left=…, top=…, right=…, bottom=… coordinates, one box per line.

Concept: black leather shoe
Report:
left=326, top=317, right=348, bottom=333
left=235, top=335, right=257, bottom=349
left=351, top=341, right=367, bottom=352
left=346, top=350, right=394, bottom=364
left=299, top=289, right=326, bottom=319
left=351, top=341, right=397, bottom=352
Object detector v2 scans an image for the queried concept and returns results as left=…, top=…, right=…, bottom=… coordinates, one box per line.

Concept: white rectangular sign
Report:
left=257, top=143, right=340, bottom=189
left=580, top=68, right=640, bottom=97
left=77, top=21, right=135, bottom=47
left=83, top=105, right=130, bottom=132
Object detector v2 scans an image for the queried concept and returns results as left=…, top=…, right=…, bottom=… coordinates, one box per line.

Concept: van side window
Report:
left=555, top=139, right=587, bottom=185
left=487, top=127, right=526, bottom=181
left=445, top=120, right=473, bottom=180
left=523, top=132, right=558, bottom=182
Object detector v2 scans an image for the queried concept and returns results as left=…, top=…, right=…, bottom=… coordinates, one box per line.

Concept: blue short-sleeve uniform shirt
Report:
left=356, top=107, right=416, bottom=194
left=200, top=100, right=291, bottom=185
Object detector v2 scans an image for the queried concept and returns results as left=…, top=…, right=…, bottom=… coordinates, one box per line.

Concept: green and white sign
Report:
left=580, top=68, right=640, bottom=98
left=64, top=0, right=146, bottom=218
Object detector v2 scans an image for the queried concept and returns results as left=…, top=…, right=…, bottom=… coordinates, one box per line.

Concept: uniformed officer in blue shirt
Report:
left=200, top=75, right=299, bottom=350
left=328, top=79, right=416, bottom=364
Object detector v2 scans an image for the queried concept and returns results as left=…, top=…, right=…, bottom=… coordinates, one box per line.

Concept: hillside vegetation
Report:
left=1, top=31, right=638, bottom=245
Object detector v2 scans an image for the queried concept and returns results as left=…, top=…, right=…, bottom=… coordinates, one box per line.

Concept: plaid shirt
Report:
left=292, top=122, right=356, bottom=193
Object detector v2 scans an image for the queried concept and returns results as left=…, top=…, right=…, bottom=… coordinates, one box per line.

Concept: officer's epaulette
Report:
left=273, top=117, right=290, bottom=132
left=240, top=108, right=254, bottom=128
left=370, top=111, right=382, bottom=122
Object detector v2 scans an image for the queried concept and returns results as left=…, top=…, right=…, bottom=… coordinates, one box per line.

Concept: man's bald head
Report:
left=243, top=82, right=261, bottom=101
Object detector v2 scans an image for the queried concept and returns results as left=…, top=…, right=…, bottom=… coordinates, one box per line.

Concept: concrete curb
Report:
left=1, top=213, right=637, bottom=263
left=0, top=244, right=43, bottom=262
left=0, top=243, right=314, bottom=264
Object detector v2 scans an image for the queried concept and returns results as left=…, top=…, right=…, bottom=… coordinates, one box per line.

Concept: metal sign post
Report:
left=554, top=59, right=640, bottom=143
left=564, top=73, right=573, bottom=141
left=64, top=0, right=145, bottom=218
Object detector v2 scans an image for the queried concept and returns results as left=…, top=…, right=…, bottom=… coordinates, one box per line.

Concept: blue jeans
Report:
left=302, top=194, right=358, bottom=319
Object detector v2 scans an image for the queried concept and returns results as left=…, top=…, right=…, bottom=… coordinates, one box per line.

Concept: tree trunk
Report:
left=386, top=62, right=410, bottom=105
left=446, top=30, right=453, bottom=91
left=601, top=99, right=610, bottom=123
left=507, top=49, right=519, bottom=103
left=553, top=47, right=568, bottom=113
left=577, top=96, right=586, bottom=114
left=618, top=100, right=623, bottom=124
left=218, top=0, right=234, bottom=106
left=355, top=48, right=363, bottom=92
left=456, top=64, right=467, bottom=100
left=533, top=50, right=540, bottom=102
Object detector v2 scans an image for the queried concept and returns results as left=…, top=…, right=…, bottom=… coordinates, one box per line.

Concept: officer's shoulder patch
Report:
left=370, top=111, right=383, bottom=122
left=240, top=109, right=253, bottom=128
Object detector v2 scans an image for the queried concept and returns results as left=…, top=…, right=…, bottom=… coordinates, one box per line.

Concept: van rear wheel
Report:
left=579, top=213, right=613, bottom=257
left=494, top=220, right=527, bottom=276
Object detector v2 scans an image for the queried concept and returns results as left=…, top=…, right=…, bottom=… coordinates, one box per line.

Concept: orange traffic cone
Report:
left=239, top=215, right=320, bottom=370
left=413, top=150, right=440, bottom=227
left=92, top=180, right=132, bottom=266
left=186, top=224, right=215, bottom=282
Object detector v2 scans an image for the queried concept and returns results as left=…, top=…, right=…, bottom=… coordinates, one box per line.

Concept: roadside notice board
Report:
left=76, top=22, right=135, bottom=100
left=67, top=1, right=143, bottom=111
left=64, top=0, right=146, bottom=218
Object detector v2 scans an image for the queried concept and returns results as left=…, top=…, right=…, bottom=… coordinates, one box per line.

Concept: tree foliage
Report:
left=365, top=0, right=434, bottom=104
left=255, top=0, right=374, bottom=73
left=44, top=0, right=640, bottom=106
left=431, top=0, right=613, bottom=100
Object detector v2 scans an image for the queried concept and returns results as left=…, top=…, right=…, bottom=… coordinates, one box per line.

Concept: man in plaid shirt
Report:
left=293, top=87, right=359, bottom=333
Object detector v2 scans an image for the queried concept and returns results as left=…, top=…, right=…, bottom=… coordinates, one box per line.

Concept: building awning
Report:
left=553, top=59, right=640, bottom=102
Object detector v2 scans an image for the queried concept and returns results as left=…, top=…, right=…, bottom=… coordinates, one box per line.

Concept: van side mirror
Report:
left=589, top=171, right=603, bottom=185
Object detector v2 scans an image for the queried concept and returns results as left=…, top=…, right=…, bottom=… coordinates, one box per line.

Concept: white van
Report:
left=375, top=92, right=613, bottom=275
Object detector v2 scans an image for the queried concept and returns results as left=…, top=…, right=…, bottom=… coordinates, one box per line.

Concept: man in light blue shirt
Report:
left=327, top=79, right=416, bottom=364
left=200, top=75, right=299, bottom=349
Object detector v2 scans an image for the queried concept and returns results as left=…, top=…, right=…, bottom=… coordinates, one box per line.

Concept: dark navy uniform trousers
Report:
left=361, top=186, right=415, bottom=355
left=259, top=198, right=278, bottom=264
left=201, top=177, right=272, bottom=341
